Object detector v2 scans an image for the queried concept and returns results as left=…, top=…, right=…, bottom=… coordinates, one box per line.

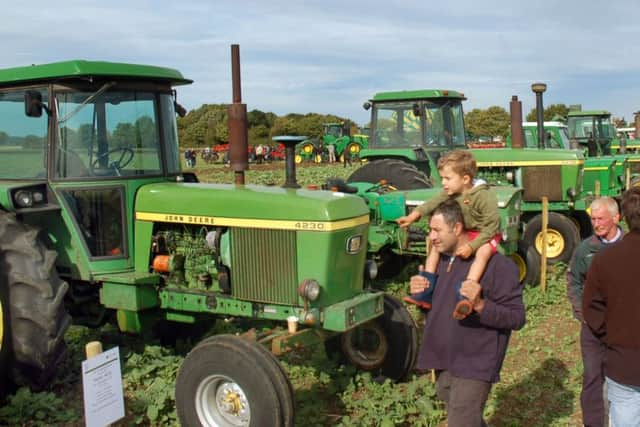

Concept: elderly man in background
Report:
left=584, top=188, right=640, bottom=427
left=567, top=196, right=623, bottom=427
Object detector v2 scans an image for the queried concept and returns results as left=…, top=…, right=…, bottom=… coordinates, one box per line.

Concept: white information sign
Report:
left=82, top=346, right=125, bottom=427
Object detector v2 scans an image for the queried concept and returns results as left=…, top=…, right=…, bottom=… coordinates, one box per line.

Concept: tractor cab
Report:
left=0, top=60, right=192, bottom=276
left=352, top=90, right=467, bottom=187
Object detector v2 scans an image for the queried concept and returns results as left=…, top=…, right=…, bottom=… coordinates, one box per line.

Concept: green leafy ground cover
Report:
left=1, top=162, right=584, bottom=426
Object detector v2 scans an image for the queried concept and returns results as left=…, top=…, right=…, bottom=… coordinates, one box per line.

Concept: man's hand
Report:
left=459, top=279, right=485, bottom=313
left=455, top=243, right=474, bottom=259
left=396, top=210, right=421, bottom=228
left=409, top=265, right=430, bottom=294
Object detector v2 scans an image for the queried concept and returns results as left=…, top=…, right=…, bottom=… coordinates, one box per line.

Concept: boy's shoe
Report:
left=453, top=281, right=474, bottom=320
left=403, top=271, right=438, bottom=310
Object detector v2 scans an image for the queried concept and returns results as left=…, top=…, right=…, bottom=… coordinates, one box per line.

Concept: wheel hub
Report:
left=196, top=375, right=250, bottom=426
left=341, top=321, right=388, bottom=370
left=509, top=253, right=527, bottom=283
left=534, top=229, right=565, bottom=258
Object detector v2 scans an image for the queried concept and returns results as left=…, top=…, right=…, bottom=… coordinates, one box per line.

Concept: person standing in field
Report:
left=583, top=188, right=640, bottom=427
left=567, top=196, right=622, bottom=427
left=412, top=199, right=525, bottom=427
left=327, top=143, right=336, bottom=163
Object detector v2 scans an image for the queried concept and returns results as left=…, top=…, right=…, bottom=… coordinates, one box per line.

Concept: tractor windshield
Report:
left=54, top=90, right=180, bottom=179
left=371, top=99, right=465, bottom=148
left=0, top=87, right=49, bottom=179
left=568, top=116, right=614, bottom=141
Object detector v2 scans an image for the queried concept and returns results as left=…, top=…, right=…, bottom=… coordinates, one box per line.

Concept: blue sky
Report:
left=3, top=0, right=639, bottom=126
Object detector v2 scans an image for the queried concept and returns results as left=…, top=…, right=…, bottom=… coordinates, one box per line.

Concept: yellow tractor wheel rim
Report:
left=534, top=229, right=565, bottom=258
left=509, top=253, right=527, bottom=283
left=314, top=154, right=323, bottom=163
left=302, top=144, right=313, bottom=154
left=350, top=144, right=360, bottom=154
left=294, top=154, right=303, bottom=164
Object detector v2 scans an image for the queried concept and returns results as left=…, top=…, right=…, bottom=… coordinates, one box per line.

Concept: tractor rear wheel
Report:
left=176, top=335, right=293, bottom=427
left=347, top=159, right=432, bottom=190
left=522, top=212, right=580, bottom=265
left=346, top=142, right=361, bottom=161
left=509, top=241, right=541, bottom=286
left=0, top=212, right=70, bottom=392
left=325, top=295, right=418, bottom=381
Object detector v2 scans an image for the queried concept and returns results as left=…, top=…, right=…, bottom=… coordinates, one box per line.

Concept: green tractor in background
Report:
left=346, top=89, right=589, bottom=268
left=294, top=122, right=369, bottom=163
left=516, top=121, right=629, bottom=198
left=0, top=59, right=421, bottom=426
left=567, top=108, right=640, bottom=186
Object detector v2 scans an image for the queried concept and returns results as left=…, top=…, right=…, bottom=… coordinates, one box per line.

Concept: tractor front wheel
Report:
left=0, top=212, right=70, bottom=393
left=347, top=159, right=432, bottom=190
left=325, top=295, right=418, bottom=381
left=522, top=212, right=580, bottom=265
left=176, top=335, right=294, bottom=427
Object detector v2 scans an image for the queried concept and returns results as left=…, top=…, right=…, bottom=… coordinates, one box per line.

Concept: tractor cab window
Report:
left=60, top=187, right=126, bottom=258
left=0, top=87, right=48, bottom=179
left=324, top=124, right=343, bottom=138
left=54, top=90, right=163, bottom=179
left=371, top=100, right=466, bottom=148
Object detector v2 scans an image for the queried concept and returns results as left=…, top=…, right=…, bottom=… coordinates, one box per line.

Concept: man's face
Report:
left=439, top=165, right=471, bottom=196
left=590, top=205, right=620, bottom=239
left=429, top=213, right=461, bottom=254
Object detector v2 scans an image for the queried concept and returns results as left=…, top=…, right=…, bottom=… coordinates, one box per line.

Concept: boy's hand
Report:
left=396, top=210, right=420, bottom=228
left=455, top=243, right=474, bottom=259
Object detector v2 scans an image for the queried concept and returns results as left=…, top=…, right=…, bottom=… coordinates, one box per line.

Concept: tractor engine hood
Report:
left=135, top=182, right=369, bottom=224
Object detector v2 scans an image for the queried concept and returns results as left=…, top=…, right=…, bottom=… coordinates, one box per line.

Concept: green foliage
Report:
left=338, top=374, right=444, bottom=427
left=123, top=345, right=183, bottom=425
left=465, top=106, right=510, bottom=139
left=525, top=103, right=570, bottom=122
left=0, top=388, right=78, bottom=426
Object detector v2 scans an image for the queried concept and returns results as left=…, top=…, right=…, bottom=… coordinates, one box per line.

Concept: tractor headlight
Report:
left=298, top=279, right=321, bottom=301
left=14, top=190, right=33, bottom=208
left=365, top=259, right=378, bottom=280
left=506, top=171, right=514, bottom=183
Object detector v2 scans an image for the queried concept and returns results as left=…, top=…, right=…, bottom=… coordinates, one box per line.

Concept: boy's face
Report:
left=439, top=165, right=471, bottom=195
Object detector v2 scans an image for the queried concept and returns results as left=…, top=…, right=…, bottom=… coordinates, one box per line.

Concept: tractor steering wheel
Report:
left=91, top=147, right=135, bottom=175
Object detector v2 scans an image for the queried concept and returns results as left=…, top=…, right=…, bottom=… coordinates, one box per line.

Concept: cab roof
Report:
left=0, top=59, right=192, bottom=87
left=371, top=89, right=466, bottom=102
left=567, top=110, right=611, bottom=117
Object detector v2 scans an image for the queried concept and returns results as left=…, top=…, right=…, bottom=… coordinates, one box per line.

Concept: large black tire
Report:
left=509, top=241, right=541, bottom=286
left=522, top=212, right=580, bottom=265
left=325, top=295, right=418, bottom=382
left=0, top=212, right=70, bottom=390
left=176, top=335, right=292, bottom=427
left=347, top=159, right=432, bottom=190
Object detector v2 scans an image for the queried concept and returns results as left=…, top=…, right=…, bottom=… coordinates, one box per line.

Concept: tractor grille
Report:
left=229, top=228, right=298, bottom=305
left=522, top=166, right=563, bottom=202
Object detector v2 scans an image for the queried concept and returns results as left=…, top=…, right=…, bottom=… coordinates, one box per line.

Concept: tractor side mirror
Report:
left=175, top=101, right=187, bottom=118
left=362, top=102, right=371, bottom=111
left=25, top=90, right=43, bottom=117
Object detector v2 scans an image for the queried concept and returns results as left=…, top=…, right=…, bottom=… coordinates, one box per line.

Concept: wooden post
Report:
left=540, top=197, right=548, bottom=293
left=85, top=341, right=103, bottom=359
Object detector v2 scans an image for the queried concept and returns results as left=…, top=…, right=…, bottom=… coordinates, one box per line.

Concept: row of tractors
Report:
left=1, top=47, right=638, bottom=426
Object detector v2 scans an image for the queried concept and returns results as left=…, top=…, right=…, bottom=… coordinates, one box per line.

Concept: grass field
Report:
left=0, top=161, right=585, bottom=426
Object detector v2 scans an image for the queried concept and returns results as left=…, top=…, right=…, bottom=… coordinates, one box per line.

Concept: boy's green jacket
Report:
left=414, top=183, right=500, bottom=251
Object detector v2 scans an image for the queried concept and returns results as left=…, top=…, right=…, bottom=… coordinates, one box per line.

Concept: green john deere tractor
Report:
left=294, top=122, right=369, bottom=164
left=514, top=120, right=628, bottom=199
left=0, top=59, right=419, bottom=426
left=347, top=89, right=590, bottom=268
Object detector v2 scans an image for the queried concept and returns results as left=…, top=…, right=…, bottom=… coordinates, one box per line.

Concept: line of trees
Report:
left=177, top=103, right=629, bottom=148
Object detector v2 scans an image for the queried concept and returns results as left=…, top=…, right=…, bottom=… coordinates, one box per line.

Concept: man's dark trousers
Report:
left=581, top=323, right=607, bottom=427
left=436, top=370, right=491, bottom=427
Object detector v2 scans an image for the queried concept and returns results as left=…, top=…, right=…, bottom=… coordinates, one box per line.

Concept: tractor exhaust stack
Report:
left=228, top=44, right=249, bottom=185
left=531, top=83, right=547, bottom=150
left=510, top=95, right=524, bottom=149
